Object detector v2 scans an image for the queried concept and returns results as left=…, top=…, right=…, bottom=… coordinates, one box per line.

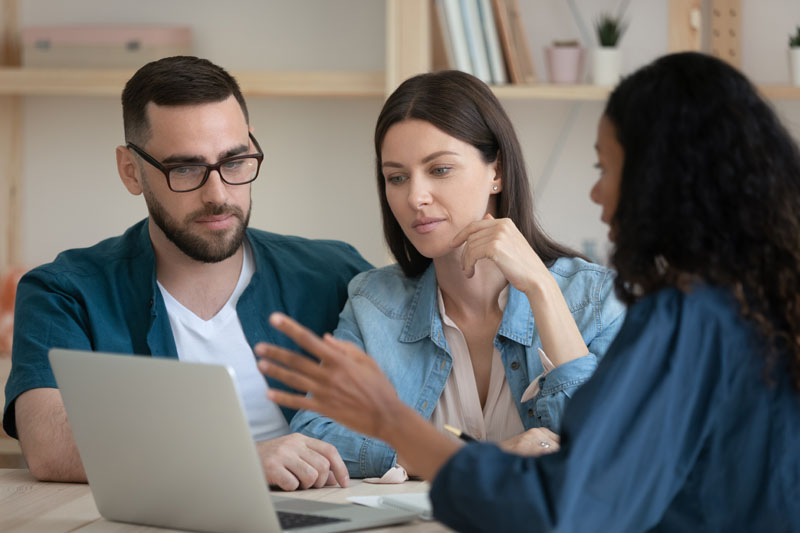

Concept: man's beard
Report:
left=143, top=186, right=251, bottom=263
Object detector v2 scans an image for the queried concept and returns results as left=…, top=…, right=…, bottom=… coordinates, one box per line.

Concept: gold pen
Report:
left=443, top=424, right=477, bottom=442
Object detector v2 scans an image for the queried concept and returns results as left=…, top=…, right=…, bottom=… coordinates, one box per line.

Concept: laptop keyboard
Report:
left=277, top=510, right=349, bottom=530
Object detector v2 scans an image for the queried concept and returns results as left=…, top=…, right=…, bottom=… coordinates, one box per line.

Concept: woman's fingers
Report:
left=257, top=355, right=319, bottom=395
left=255, top=341, right=327, bottom=380
left=460, top=233, right=502, bottom=277
left=265, top=387, right=316, bottom=412
left=268, top=313, right=342, bottom=364
left=450, top=213, right=496, bottom=248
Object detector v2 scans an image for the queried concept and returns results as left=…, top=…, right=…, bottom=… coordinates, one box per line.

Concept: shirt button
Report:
left=510, top=361, right=520, bottom=370
left=528, top=408, right=534, bottom=417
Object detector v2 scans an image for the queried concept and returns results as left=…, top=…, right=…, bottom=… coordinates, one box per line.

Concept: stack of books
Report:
left=432, top=0, right=536, bottom=85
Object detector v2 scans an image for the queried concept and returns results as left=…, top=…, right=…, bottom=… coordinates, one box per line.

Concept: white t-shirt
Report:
left=158, top=241, right=290, bottom=442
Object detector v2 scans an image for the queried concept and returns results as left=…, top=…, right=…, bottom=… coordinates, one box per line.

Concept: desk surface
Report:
left=0, top=469, right=450, bottom=532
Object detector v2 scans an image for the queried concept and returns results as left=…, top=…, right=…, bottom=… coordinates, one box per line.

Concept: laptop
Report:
left=49, top=348, right=416, bottom=532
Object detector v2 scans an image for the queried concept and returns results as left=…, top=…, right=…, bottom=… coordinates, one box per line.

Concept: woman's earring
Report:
left=492, top=185, right=499, bottom=192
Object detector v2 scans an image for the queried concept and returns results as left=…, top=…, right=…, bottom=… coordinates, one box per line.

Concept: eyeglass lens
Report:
left=169, top=158, right=260, bottom=191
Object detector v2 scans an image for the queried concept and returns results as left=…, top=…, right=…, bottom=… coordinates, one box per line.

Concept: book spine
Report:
left=461, top=0, right=492, bottom=83
left=432, top=0, right=456, bottom=70
left=477, top=0, right=508, bottom=84
left=441, top=0, right=474, bottom=74
left=491, top=0, right=520, bottom=83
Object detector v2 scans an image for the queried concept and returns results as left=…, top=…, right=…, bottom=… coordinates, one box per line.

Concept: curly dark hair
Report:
left=374, top=70, right=582, bottom=277
left=605, top=52, right=800, bottom=392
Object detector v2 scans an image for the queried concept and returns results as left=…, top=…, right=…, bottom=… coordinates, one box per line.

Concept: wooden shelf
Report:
left=3, top=68, right=799, bottom=101
left=0, top=68, right=386, bottom=98
left=758, top=85, right=800, bottom=100
left=492, top=83, right=800, bottom=101
left=492, top=84, right=611, bottom=101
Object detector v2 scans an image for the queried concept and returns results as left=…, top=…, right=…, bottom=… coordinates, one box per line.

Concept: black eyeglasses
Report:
left=126, top=132, right=264, bottom=193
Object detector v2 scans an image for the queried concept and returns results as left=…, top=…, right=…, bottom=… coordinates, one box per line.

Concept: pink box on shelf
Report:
left=22, top=25, right=193, bottom=68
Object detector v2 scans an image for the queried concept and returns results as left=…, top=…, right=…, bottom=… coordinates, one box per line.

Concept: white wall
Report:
left=15, top=0, right=800, bottom=268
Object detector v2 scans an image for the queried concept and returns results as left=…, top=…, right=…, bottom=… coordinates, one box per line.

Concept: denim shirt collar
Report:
left=399, top=264, right=535, bottom=347
left=498, top=287, right=535, bottom=346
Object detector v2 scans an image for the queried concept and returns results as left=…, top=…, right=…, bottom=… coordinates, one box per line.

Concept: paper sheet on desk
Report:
left=347, top=493, right=433, bottom=521
left=363, top=464, right=408, bottom=484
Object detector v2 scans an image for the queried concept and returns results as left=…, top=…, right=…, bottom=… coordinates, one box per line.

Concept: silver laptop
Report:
left=49, top=348, right=416, bottom=532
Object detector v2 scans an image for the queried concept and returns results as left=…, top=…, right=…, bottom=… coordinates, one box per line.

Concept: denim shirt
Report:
left=430, top=286, right=800, bottom=532
left=3, top=219, right=371, bottom=438
left=291, top=256, right=627, bottom=477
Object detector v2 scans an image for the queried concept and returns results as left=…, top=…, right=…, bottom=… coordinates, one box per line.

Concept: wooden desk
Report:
left=0, top=469, right=451, bottom=532
left=0, top=358, right=24, bottom=468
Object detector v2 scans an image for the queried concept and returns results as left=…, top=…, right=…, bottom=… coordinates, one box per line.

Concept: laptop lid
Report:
left=49, top=348, right=416, bottom=532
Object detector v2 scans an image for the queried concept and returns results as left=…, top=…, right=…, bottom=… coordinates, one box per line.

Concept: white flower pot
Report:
left=790, top=48, right=800, bottom=86
left=592, top=47, right=622, bottom=86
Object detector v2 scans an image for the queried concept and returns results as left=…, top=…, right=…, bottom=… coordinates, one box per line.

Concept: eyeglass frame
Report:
left=126, top=132, right=264, bottom=193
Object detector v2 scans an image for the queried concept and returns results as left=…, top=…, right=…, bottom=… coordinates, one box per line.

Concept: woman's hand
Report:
left=256, top=313, right=462, bottom=482
left=499, top=427, right=561, bottom=457
left=453, top=214, right=590, bottom=367
left=450, top=214, right=549, bottom=295
left=255, top=313, right=406, bottom=441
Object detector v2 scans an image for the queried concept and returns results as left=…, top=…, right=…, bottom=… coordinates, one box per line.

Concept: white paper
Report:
left=347, top=492, right=433, bottom=520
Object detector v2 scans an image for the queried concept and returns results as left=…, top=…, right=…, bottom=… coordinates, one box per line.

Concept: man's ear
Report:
left=117, top=145, right=143, bottom=195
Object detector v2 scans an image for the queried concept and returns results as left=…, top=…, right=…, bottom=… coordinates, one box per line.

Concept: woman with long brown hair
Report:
left=287, top=70, right=626, bottom=479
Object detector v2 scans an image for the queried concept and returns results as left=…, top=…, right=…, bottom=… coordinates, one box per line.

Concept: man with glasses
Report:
left=3, top=56, right=371, bottom=489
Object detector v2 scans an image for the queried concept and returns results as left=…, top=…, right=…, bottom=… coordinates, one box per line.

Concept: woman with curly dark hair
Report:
left=257, top=52, right=800, bottom=531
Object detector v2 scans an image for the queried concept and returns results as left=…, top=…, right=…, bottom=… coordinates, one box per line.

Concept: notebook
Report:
left=49, top=348, right=416, bottom=532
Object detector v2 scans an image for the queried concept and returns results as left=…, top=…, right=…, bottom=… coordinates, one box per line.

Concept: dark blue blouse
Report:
left=430, top=285, right=800, bottom=532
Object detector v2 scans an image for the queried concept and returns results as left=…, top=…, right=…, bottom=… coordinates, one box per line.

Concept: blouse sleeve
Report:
left=531, top=269, right=627, bottom=432
left=430, top=288, right=729, bottom=532
left=289, top=294, right=398, bottom=478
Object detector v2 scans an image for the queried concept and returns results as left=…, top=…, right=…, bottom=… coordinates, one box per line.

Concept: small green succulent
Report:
left=790, top=26, right=800, bottom=48
left=595, top=12, right=628, bottom=47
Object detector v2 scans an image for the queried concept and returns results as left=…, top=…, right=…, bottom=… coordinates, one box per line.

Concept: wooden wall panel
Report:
left=669, top=0, right=703, bottom=52
left=386, top=0, right=431, bottom=95
left=710, top=0, right=741, bottom=67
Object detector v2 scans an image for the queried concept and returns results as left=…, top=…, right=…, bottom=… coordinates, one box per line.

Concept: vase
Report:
left=592, top=47, right=622, bottom=86
left=790, top=48, right=800, bottom=86
left=545, top=46, right=584, bottom=84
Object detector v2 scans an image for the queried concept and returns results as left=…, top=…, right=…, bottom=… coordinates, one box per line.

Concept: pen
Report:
left=443, top=424, right=477, bottom=442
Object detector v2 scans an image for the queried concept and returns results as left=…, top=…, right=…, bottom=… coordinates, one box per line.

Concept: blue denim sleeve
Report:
left=430, top=443, right=560, bottom=532
left=289, top=297, right=398, bottom=478
left=532, top=269, right=627, bottom=432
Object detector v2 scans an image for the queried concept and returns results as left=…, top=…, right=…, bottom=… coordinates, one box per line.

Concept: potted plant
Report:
left=789, top=26, right=800, bottom=86
left=592, top=12, right=628, bottom=86
left=545, top=39, right=584, bottom=84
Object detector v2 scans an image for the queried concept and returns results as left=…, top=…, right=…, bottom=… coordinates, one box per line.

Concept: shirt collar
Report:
left=399, top=264, right=534, bottom=346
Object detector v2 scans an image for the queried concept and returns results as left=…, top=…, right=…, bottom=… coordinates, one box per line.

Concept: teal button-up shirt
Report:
left=3, top=219, right=371, bottom=438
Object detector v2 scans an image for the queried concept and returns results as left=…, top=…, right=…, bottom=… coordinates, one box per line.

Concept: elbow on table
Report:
left=21, top=441, right=86, bottom=483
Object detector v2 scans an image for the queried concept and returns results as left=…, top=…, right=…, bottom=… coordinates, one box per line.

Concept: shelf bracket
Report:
left=0, top=0, right=21, bottom=271
left=385, top=0, right=430, bottom=96
left=669, top=0, right=703, bottom=52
